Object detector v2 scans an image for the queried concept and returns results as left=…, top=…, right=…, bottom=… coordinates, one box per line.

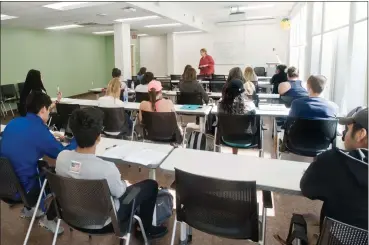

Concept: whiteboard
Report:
left=213, top=42, right=245, bottom=65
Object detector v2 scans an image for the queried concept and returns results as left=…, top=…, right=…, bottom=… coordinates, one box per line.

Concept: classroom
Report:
left=0, top=1, right=368, bottom=245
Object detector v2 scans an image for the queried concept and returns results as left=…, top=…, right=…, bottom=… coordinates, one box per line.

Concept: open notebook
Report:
left=102, top=145, right=168, bottom=167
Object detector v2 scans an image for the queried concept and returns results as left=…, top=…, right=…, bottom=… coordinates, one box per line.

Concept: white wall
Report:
left=139, top=23, right=289, bottom=75
left=139, top=36, right=167, bottom=76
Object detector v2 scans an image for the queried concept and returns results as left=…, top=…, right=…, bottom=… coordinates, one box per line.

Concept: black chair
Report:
left=212, top=74, right=226, bottom=81
left=176, top=92, right=203, bottom=105
left=99, top=107, right=130, bottom=139
left=170, top=75, right=182, bottom=81
left=280, top=95, right=307, bottom=108
left=170, top=169, right=273, bottom=245
left=135, top=92, right=149, bottom=103
left=281, top=118, right=338, bottom=157
left=209, top=81, right=226, bottom=93
left=17, top=82, right=25, bottom=97
left=215, top=113, right=265, bottom=157
left=1, top=84, right=19, bottom=117
left=42, top=170, right=148, bottom=245
left=131, top=76, right=138, bottom=82
left=318, top=217, right=368, bottom=245
left=161, top=80, right=173, bottom=91
left=141, top=111, right=183, bottom=144
left=55, top=103, right=80, bottom=136
left=254, top=67, right=266, bottom=77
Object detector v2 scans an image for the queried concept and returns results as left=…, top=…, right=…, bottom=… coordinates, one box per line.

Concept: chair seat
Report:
left=222, top=136, right=255, bottom=149
left=67, top=219, right=130, bottom=237
left=285, top=144, right=327, bottom=157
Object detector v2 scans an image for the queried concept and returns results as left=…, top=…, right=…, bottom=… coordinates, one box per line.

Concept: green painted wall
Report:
left=1, top=27, right=114, bottom=97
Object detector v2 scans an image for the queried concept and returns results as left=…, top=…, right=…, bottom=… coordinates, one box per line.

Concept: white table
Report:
left=211, top=105, right=290, bottom=117
left=162, top=90, right=221, bottom=99
left=258, top=76, right=272, bottom=81
left=96, top=137, right=174, bottom=180
left=257, top=93, right=280, bottom=99
left=170, top=80, right=209, bottom=84
left=161, top=147, right=310, bottom=242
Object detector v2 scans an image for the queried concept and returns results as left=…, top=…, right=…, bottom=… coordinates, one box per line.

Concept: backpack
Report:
left=274, top=213, right=309, bottom=245
left=186, top=131, right=214, bottom=151
left=154, top=188, right=174, bottom=225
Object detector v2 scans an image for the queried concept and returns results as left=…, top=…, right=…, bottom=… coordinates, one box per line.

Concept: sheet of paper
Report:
left=124, top=148, right=167, bottom=167
left=102, top=144, right=137, bottom=159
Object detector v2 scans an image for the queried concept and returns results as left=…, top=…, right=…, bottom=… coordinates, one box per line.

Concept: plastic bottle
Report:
left=123, top=88, right=128, bottom=102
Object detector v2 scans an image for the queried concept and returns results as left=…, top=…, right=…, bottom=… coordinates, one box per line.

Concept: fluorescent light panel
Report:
left=43, top=2, right=88, bottom=10
left=145, top=23, right=182, bottom=28
left=45, top=24, right=83, bottom=30
left=93, top=30, right=114, bottom=35
left=1, top=14, right=18, bottom=20
left=238, top=4, right=274, bottom=10
left=173, top=30, right=202, bottom=34
left=115, top=15, right=160, bottom=22
left=137, top=34, right=148, bottom=37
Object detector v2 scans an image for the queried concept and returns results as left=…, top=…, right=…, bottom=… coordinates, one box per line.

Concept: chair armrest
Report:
left=262, top=190, right=273, bottom=209
left=121, top=187, right=140, bottom=205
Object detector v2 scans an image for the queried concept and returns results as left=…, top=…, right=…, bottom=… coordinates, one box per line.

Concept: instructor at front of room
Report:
left=198, top=48, right=215, bottom=76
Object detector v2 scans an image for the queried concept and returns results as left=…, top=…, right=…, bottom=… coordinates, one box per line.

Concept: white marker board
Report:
left=213, top=42, right=246, bottom=65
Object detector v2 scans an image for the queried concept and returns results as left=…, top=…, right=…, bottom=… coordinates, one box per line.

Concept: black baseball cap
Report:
left=339, top=107, right=368, bottom=130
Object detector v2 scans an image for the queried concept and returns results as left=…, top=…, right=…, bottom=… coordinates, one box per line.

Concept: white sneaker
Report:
left=20, top=207, right=44, bottom=219
left=38, top=217, right=64, bottom=235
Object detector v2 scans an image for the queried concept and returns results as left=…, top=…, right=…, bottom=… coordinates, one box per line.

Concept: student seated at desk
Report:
left=244, top=66, right=258, bottom=83
left=137, top=67, right=147, bottom=83
left=289, top=75, right=338, bottom=119
left=278, top=66, right=308, bottom=99
left=56, top=107, right=168, bottom=238
left=135, top=72, right=154, bottom=93
left=138, top=80, right=183, bottom=143
left=0, top=91, right=77, bottom=234
left=270, top=64, right=288, bottom=94
left=300, top=107, right=368, bottom=230
left=98, top=78, right=132, bottom=135
left=179, top=67, right=209, bottom=104
left=112, top=67, right=127, bottom=90
left=218, top=79, right=256, bottom=154
left=182, top=64, right=192, bottom=78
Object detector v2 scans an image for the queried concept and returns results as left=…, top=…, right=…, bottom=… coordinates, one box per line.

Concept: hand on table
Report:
left=53, top=132, right=65, bottom=141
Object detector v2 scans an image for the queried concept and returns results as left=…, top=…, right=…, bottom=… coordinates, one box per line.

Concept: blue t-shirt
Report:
left=289, top=97, right=338, bottom=119
left=0, top=113, right=77, bottom=192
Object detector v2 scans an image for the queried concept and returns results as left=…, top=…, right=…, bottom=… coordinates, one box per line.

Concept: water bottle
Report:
left=123, top=88, right=128, bottom=102
left=131, top=81, right=134, bottom=90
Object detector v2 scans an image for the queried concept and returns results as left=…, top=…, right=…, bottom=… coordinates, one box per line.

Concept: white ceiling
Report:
left=1, top=2, right=295, bottom=36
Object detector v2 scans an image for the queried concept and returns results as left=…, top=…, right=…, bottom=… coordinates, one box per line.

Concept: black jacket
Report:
left=270, top=72, right=288, bottom=94
left=300, top=148, right=368, bottom=230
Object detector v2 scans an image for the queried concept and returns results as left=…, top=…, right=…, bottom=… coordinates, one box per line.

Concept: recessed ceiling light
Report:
left=137, top=34, right=148, bottom=37
left=238, top=4, right=275, bottom=11
left=1, top=14, right=18, bottom=20
left=43, top=2, right=106, bottom=11
left=173, top=30, right=202, bottom=34
left=45, top=24, right=83, bottom=30
left=246, top=16, right=275, bottom=20
left=115, top=15, right=160, bottom=22
left=145, top=23, right=182, bottom=28
left=92, top=30, right=114, bottom=35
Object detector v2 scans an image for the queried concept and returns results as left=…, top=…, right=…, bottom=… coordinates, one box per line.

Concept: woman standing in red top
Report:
left=198, top=48, right=215, bottom=76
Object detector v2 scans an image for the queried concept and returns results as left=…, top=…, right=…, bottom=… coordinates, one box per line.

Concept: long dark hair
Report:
left=226, top=67, right=245, bottom=84
left=182, top=65, right=192, bottom=77
left=24, top=69, right=46, bottom=93
left=148, top=88, right=158, bottom=111
left=138, top=67, right=147, bottom=76
left=142, top=72, right=154, bottom=85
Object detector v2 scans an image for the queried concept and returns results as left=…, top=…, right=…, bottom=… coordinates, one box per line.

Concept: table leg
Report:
left=180, top=222, right=188, bottom=244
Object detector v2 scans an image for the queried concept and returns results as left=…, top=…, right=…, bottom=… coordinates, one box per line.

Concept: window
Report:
left=324, top=2, right=350, bottom=31
left=312, top=2, right=323, bottom=35
left=355, top=2, right=368, bottom=21
left=320, top=31, right=335, bottom=99
left=310, top=35, right=321, bottom=75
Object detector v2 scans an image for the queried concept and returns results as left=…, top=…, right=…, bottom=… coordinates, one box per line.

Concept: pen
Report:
left=105, top=144, right=117, bottom=150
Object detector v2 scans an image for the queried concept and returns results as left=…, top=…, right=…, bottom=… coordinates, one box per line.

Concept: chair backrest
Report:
left=56, top=103, right=80, bottom=133
left=141, top=111, right=178, bottom=142
left=170, top=75, right=182, bottom=81
left=217, top=113, right=260, bottom=147
left=254, top=67, right=266, bottom=77
left=0, top=157, right=32, bottom=207
left=176, top=92, right=203, bottom=105
left=209, top=81, right=226, bottom=93
left=135, top=92, right=150, bottom=103
left=212, top=74, right=226, bottom=81
left=98, top=107, right=127, bottom=134
left=280, top=95, right=307, bottom=108
left=161, top=81, right=172, bottom=91
left=197, top=75, right=211, bottom=81
left=175, top=168, right=259, bottom=241
left=44, top=170, right=124, bottom=235
left=318, top=217, right=368, bottom=245
left=1, top=84, right=17, bottom=99
left=132, top=76, right=138, bottom=82
left=17, top=82, right=25, bottom=96
left=285, top=118, right=338, bottom=157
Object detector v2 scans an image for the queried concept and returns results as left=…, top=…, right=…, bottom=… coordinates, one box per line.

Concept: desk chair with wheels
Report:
left=171, top=169, right=273, bottom=245
left=215, top=113, right=265, bottom=157
left=141, top=111, right=184, bottom=145
left=135, top=92, right=149, bottom=103
left=1, top=84, right=19, bottom=117
left=209, top=81, right=226, bottom=93
left=254, top=67, right=266, bottom=77
left=41, top=170, right=149, bottom=245
left=55, top=103, right=80, bottom=131
left=318, top=217, right=368, bottom=245
left=278, top=118, right=338, bottom=158
left=99, top=107, right=131, bottom=139
left=176, top=92, right=203, bottom=105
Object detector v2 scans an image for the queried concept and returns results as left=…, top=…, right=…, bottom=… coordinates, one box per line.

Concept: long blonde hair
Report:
left=106, top=78, right=121, bottom=99
left=244, top=67, right=257, bottom=82
left=244, top=81, right=256, bottom=100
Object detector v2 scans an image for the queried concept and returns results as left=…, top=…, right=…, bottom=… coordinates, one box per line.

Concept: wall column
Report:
left=114, top=23, right=131, bottom=80
left=167, top=33, right=176, bottom=75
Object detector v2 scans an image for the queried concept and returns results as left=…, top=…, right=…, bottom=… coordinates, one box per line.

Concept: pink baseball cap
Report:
left=147, top=80, right=163, bottom=92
